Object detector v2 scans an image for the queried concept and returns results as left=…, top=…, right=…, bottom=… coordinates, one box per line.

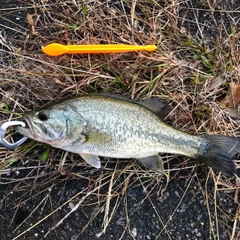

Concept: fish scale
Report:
left=16, top=94, right=239, bottom=175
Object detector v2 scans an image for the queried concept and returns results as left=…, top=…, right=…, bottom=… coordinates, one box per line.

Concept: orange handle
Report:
left=42, top=43, right=157, bottom=56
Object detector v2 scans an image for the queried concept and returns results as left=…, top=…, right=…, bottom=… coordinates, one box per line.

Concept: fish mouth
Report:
left=14, top=113, right=51, bottom=144
left=15, top=115, right=34, bottom=139
left=24, top=114, right=49, bottom=139
left=23, top=116, right=34, bottom=135
left=17, top=113, right=47, bottom=140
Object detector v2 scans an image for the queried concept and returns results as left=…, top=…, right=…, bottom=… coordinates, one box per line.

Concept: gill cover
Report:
left=26, top=105, right=87, bottom=146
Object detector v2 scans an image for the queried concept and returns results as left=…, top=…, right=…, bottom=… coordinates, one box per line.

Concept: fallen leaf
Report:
left=26, top=13, right=38, bottom=35
left=176, top=110, right=192, bottom=123
left=220, top=82, right=240, bottom=119
left=26, top=13, right=34, bottom=27
left=207, top=75, right=225, bottom=91
left=223, top=107, right=240, bottom=119
left=220, top=82, right=240, bottom=108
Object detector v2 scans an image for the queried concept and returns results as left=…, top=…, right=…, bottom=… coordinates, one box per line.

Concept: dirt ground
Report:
left=0, top=1, right=240, bottom=240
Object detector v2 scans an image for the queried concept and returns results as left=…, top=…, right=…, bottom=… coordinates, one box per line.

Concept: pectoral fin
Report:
left=80, top=153, right=101, bottom=168
left=136, top=154, right=164, bottom=173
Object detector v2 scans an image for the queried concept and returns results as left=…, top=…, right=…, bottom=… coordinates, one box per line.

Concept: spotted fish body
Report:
left=17, top=94, right=238, bottom=175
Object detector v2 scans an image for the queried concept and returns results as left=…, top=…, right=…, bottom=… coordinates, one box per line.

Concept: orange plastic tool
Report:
left=42, top=43, right=157, bottom=56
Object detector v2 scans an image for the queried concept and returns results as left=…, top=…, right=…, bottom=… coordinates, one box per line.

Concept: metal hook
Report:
left=0, top=121, right=28, bottom=149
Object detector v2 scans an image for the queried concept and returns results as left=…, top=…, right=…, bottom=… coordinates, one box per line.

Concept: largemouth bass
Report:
left=16, top=94, right=239, bottom=175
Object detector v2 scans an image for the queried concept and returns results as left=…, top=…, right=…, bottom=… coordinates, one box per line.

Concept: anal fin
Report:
left=136, top=154, right=164, bottom=173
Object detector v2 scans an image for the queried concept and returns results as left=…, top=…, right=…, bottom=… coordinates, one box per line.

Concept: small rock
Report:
left=132, top=227, right=137, bottom=237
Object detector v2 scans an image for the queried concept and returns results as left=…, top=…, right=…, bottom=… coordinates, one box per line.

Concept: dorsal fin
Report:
left=138, top=98, right=169, bottom=119
left=98, top=93, right=169, bottom=119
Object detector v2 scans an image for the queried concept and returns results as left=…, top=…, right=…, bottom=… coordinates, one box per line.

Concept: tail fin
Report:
left=196, top=135, right=239, bottom=176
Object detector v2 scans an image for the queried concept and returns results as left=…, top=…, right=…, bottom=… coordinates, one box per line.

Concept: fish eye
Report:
left=37, top=111, right=48, bottom=121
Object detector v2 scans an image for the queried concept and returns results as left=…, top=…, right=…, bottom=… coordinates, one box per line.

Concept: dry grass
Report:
left=0, top=0, right=240, bottom=239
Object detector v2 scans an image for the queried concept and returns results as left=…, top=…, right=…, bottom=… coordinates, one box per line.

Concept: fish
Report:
left=16, top=94, right=239, bottom=176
